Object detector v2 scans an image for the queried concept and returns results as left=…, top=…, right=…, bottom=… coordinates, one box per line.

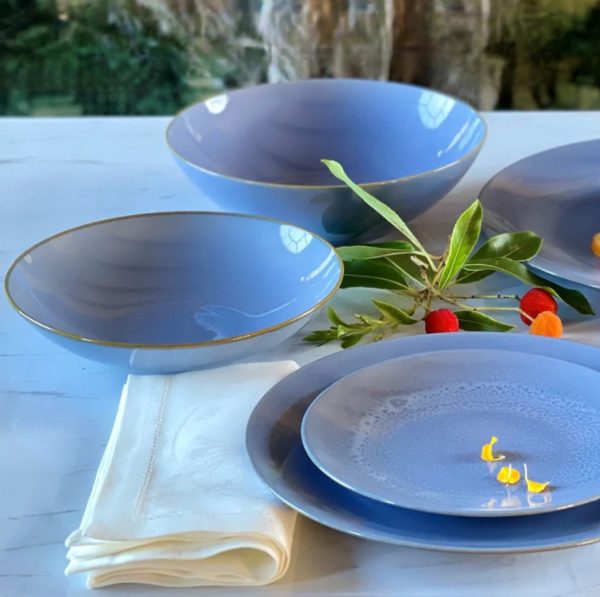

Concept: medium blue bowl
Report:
left=166, top=79, right=487, bottom=245
left=4, top=212, right=342, bottom=373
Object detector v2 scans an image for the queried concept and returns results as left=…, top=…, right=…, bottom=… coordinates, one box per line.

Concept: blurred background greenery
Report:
left=1, top=0, right=599, bottom=116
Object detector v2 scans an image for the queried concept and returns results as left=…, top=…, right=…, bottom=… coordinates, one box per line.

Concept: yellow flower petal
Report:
left=524, top=464, right=550, bottom=493
left=496, top=465, right=521, bottom=485
left=481, top=435, right=505, bottom=462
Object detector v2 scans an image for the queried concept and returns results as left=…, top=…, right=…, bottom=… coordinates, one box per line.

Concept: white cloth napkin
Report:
left=65, top=361, right=299, bottom=588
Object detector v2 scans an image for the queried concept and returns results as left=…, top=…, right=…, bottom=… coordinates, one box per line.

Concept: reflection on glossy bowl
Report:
left=4, top=212, right=342, bottom=373
left=166, top=79, right=487, bottom=245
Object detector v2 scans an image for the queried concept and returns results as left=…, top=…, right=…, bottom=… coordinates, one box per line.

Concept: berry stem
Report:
left=447, top=294, right=520, bottom=301
left=441, top=296, right=526, bottom=316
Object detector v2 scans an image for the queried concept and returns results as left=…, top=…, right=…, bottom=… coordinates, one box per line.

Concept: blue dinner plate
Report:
left=480, top=140, right=600, bottom=289
left=246, top=333, right=600, bottom=553
left=302, top=349, right=600, bottom=517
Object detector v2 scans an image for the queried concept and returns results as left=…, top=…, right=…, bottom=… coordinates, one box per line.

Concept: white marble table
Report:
left=2, top=113, right=600, bottom=597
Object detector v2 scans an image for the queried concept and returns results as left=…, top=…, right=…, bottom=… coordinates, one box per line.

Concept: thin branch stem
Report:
left=441, top=296, right=533, bottom=320
left=448, top=294, right=520, bottom=301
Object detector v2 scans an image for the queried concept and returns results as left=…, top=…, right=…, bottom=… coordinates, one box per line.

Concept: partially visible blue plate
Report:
left=302, top=349, right=600, bottom=517
left=481, top=140, right=600, bottom=289
left=246, top=333, right=600, bottom=553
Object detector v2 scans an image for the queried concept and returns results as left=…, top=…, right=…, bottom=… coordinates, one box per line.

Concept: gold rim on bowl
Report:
left=165, top=79, right=488, bottom=190
left=4, top=211, right=344, bottom=350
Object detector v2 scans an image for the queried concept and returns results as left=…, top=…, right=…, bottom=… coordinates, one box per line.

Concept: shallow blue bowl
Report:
left=4, top=212, right=342, bottom=373
left=166, top=79, right=487, bottom=245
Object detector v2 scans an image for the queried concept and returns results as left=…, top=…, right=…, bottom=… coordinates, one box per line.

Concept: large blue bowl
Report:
left=4, top=212, right=342, bottom=373
left=167, top=79, right=487, bottom=245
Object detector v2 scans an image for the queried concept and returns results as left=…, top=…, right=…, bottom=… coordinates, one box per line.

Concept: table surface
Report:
left=2, top=113, right=600, bottom=597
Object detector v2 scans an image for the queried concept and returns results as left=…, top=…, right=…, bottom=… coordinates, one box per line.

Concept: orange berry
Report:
left=529, top=311, right=563, bottom=338
left=592, top=233, right=600, bottom=257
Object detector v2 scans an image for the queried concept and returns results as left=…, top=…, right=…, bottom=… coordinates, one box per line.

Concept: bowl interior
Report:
left=167, top=80, right=486, bottom=186
left=6, top=213, right=341, bottom=346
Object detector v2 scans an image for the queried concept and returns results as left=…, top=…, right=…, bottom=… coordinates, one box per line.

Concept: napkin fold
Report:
left=66, top=361, right=299, bottom=588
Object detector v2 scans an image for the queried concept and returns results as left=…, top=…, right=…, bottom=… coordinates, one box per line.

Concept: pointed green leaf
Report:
left=337, top=242, right=416, bottom=261
left=341, top=260, right=410, bottom=290
left=472, top=231, right=543, bottom=262
left=455, top=310, right=514, bottom=332
left=340, top=331, right=368, bottom=349
left=303, top=329, right=337, bottom=345
left=463, top=258, right=594, bottom=315
left=438, top=199, right=483, bottom=289
left=372, top=299, right=418, bottom=324
left=327, top=307, right=358, bottom=329
left=322, top=160, right=433, bottom=267
left=355, top=314, right=382, bottom=326
left=457, top=231, right=543, bottom=284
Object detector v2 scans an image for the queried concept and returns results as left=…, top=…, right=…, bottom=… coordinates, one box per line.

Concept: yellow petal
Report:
left=496, top=465, right=521, bottom=485
left=524, top=463, right=550, bottom=493
left=481, top=435, right=505, bottom=462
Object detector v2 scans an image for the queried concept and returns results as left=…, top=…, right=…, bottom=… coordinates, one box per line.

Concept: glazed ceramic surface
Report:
left=4, top=212, right=342, bottom=373
left=167, top=79, right=486, bottom=244
left=246, top=333, right=600, bottom=553
left=481, top=140, right=600, bottom=288
left=302, top=349, right=600, bottom=517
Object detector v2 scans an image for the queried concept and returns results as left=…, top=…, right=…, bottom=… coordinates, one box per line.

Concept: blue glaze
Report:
left=246, top=333, right=600, bottom=552
left=4, top=212, right=342, bottom=373
left=303, top=349, right=600, bottom=517
left=167, top=80, right=486, bottom=244
left=481, top=139, right=600, bottom=289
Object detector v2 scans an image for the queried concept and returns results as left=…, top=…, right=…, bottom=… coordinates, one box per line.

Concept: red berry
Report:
left=519, top=288, right=557, bottom=325
left=425, top=309, right=459, bottom=334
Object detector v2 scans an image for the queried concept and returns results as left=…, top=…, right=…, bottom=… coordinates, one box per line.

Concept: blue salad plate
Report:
left=167, top=79, right=486, bottom=245
left=4, top=212, right=342, bottom=373
left=246, top=333, right=600, bottom=553
left=480, top=139, right=600, bottom=289
left=302, top=349, right=600, bottom=517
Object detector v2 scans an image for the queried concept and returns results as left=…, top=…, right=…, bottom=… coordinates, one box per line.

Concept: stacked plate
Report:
left=246, top=333, right=600, bottom=553
left=480, top=139, right=600, bottom=290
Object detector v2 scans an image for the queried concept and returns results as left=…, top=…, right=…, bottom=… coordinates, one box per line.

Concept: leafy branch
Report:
left=305, top=160, right=594, bottom=347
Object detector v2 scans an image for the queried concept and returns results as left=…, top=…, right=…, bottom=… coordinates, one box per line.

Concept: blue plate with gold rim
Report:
left=301, top=349, right=600, bottom=517
left=246, top=333, right=600, bottom=553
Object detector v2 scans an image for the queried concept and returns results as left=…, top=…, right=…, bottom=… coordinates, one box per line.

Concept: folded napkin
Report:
left=66, top=361, right=299, bottom=588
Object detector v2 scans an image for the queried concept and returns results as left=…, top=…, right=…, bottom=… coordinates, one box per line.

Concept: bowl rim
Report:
left=3, top=210, right=344, bottom=350
left=165, top=78, right=488, bottom=189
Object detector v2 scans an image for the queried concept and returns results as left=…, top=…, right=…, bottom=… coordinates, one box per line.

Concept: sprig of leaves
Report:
left=305, top=160, right=594, bottom=347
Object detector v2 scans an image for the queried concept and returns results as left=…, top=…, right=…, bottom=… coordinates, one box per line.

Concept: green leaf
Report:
left=355, top=314, right=383, bottom=326
left=341, top=241, right=432, bottom=287
left=438, top=199, right=483, bottom=289
left=322, top=160, right=433, bottom=267
left=457, top=232, right=543, bottom=284
left=340, top=331, right=368, bottom=349
left=389, top=253, right=433, bottom=285
left=341, top=260, right=410, bottom=290
left=303, top=329, right=337, bottom=345
left=455, top=310, right=515, bottom=332
left=327, top=307, right=358, bottom=328
left=336, top=242, right=416, bottom=261
left=463, top=258, right=595, bottom=315
left=372, top=299, right=418, bottom=324
left=472, top=231, right=543, bottom=262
